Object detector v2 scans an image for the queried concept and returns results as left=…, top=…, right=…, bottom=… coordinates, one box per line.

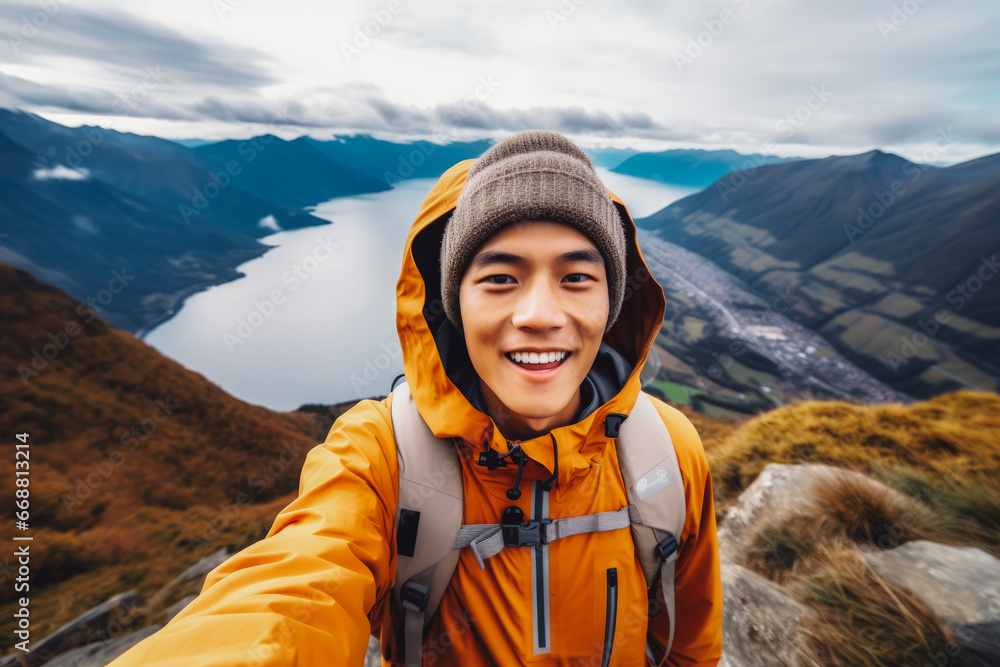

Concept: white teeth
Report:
left=508, top=351, right=567, bottom=364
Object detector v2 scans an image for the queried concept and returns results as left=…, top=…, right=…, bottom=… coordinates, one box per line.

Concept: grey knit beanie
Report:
left=440, top=129, right=627, bottom=333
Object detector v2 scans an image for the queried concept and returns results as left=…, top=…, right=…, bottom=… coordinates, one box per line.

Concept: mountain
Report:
left=612, top=148, right=802, bottom=188
left=638, top=149, right=1000, bottom=398
left=0, top=129, right=274, bottom=332
left=0, top=108, right=327, bottom=239
left=584, top=146, right=640, bottom=169
left=0, top=263, right=360, bottom=651
left=638, top=230, right=908, bottom=418
left=300, top=135, right=494, bottom=183
left=193, top=135, right=391, bottom=208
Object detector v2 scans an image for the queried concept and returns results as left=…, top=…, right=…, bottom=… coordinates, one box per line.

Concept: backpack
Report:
left=388, top=380, right=686, bottom=667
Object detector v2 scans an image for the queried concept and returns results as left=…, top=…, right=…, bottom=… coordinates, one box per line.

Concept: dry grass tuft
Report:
left=707, top=391, right=1000, bottom=520
left=799, top=547, right=953, bottom=667
left=743, top=470, right=937, bottom=582
left=811, top=470, right=937, bottom=549
left=744, top=515, right=820, bottom=583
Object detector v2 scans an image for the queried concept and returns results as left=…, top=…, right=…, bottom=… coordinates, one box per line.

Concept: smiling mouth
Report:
left=505, top=350, right=571, bottom=372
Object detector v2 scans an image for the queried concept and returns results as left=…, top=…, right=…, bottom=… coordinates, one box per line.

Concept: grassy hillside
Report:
left=0, top=264, right=359, bottom=652
left=639, top=150, right=1000, bottom=399
left=4, top=257, right=998, bottom=664
left=709, top=391, right=1000, bottom=666
left=709, top=390, right=1000, bottom=526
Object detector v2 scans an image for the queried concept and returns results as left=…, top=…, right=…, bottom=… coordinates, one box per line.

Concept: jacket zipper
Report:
left=531, top=480, right=551, bottom=654
left=601, top=567, right=618, bottom=667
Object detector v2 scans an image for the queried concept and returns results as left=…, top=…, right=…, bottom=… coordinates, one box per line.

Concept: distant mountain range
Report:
left=4, top=106, right=998, bottom=403
left=613, top=148, right=802, bottom=188
left=0, top=108, right=489, bottom=332
left=638, top=149, right=1000, bottom=398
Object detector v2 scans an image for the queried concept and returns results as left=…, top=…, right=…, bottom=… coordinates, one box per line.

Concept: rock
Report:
left=718, top=462, right=915, bottom=560
left=720, top=562, right=810, bottom=667
left=863, top=540, right=1000, bottom=667
left=718, top=463, right=828, bottom=556
left=0, top=592, right=140, bottom=667
left=40, top=625, right=161, bottom=667
left=150, top=548, right=231, bottom=607
left=365, top=635, right=381, bottom=667
left=164, top=595, right=197, bottom=623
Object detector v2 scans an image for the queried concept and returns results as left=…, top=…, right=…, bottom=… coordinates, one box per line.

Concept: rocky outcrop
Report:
left=719, top=563, right=811, bottom=667
left=718, top=463, right=825, bottom=557
left=864, top=540, right=1000, bottom=667
left=718, top=462, right=920, bottom=558
left=1, top=550, right=231, bottom=667
left=0, top=592, right=139, bottom=667
left=20, top=463, right=999, bottom=666
left=144, top=548, right=230, bottom=618
left=40, top=627, right=161, bottom=667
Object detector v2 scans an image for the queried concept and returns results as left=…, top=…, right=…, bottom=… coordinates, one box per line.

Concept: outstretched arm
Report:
left=108, top=398, right=399, bottom=667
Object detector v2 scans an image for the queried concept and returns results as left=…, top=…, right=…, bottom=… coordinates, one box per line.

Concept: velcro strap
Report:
left=454, top=507, right=632, bottom=569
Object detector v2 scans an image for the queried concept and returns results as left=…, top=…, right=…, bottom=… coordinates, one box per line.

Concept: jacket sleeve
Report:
left=647, top=400, right=724, bottom=667
left=106, top=398, right=399, bottom=667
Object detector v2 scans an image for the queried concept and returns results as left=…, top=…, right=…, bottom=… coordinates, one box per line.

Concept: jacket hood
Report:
left=395, top=159, right=666, bottom=486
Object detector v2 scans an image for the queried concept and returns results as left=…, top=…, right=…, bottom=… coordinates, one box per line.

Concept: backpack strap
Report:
left=389, top=382, right=464, bottom=667
left=390, top=382, right=686, bottom=666
left=616, top=391, right=686, bottom=662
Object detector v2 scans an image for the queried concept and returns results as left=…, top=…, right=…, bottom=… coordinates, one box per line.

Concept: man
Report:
left=108, top=130, right=722, bottom=666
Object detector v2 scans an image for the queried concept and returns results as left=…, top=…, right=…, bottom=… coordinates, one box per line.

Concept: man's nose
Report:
left=511, top=278, right=568, bottom=330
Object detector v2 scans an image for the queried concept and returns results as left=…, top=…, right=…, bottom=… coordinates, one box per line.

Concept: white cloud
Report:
left=1, top=0, right=996, bottom=162
left=33, top=164, right=89, bottom=180
left=258, top=215, right=281, bottom=232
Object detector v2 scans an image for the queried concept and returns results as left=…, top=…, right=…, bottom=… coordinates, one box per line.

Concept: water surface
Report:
left=144, top=171, right=698, bottom=410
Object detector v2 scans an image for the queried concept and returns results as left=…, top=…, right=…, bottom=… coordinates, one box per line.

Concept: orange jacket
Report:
left=108, top=160, right=722, bottom=666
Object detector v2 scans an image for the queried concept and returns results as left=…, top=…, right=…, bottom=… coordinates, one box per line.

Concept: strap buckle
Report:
left=400, top=581, right=430, bottom=614
left=502, top=519, right=551, bottom=547
left=654, top=534, right=679, bottom=564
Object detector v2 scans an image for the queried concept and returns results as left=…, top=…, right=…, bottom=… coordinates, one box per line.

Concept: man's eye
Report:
left=563, top=273, right=592, bottom=283
left=486, top=275, right=516, bottom=285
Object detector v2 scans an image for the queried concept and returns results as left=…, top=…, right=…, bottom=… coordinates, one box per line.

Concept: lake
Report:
left=143, top=170, right=697, bottom=411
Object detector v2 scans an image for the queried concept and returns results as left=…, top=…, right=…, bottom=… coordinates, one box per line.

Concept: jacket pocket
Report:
left=600, top=567, right=618, bottom=667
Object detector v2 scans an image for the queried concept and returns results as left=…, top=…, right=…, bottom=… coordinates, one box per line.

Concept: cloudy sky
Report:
left=1, top=0, right=997, bottom=163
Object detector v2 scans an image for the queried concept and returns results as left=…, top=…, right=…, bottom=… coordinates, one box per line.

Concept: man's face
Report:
left=458, top=219, right=610, bottom=440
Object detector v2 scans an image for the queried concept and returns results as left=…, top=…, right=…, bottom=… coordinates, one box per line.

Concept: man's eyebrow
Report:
left=468, top=248, right=604, bottom=270
left=469, top=251, right=524, bottom=270
left=558, top=248, right=603, bottom=265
